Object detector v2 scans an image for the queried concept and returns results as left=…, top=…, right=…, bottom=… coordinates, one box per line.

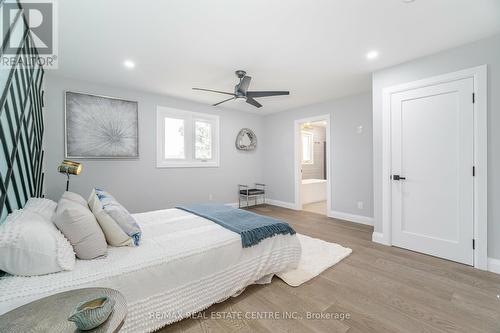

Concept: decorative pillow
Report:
left=0, top=209, right=75, bottom=276
left=88, top=189, right=134, bottom=247
left=24, top=197, right=57, bottom=221
left=94, top=189, right=142, bottom=246
left=54, top=198, right=108, bottom=259
left=60, top=191, right=88, bottom=207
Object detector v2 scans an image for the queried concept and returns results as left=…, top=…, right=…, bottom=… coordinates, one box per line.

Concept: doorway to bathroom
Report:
left=294, top=115, right=331, bottom=216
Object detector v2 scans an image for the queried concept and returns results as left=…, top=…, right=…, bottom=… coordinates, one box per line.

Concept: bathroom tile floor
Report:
left=302, top=200, right=327, bottom=215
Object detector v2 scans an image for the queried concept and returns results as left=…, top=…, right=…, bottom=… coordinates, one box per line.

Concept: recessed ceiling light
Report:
left=123, top=60, right=135, bottom=69
left=366, top=51, right=379, bottom=60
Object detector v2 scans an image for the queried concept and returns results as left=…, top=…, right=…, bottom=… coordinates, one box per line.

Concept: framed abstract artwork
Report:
left=65, top=91, right=139, bottom=159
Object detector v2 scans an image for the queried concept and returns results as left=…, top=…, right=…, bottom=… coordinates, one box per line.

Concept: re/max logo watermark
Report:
left=1, top=0, right=58, bottom=69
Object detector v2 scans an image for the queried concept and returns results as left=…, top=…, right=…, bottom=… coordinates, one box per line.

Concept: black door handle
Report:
left=392, top=175, right=406, bottom=181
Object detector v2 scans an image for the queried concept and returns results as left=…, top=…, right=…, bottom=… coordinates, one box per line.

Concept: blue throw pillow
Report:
left=95, top=189, right=141, bottom=246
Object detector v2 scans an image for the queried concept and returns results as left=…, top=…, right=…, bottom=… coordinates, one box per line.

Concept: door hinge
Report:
left=472, top=93, right=475, bottom=104
left=473, top=166, right=476, bottom=177
left=473, top=239, right=475, bottom=250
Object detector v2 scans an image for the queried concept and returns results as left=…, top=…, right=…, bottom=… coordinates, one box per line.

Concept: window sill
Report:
left=156, top=162, right=220, bottom=168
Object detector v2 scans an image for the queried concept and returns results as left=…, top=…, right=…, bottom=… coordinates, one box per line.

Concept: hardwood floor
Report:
left=160, top=205, right=500, bottom=333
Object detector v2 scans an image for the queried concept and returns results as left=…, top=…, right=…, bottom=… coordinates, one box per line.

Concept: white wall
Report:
left=372, top=34, right=500, bottom=259
left=44, top=75, right=264, bottom=213
left=44, top=75, right=373, bottom=219
left=263, top=93, right=373, bottom=218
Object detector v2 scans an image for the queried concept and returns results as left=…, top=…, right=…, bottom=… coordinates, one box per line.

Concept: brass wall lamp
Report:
left=58, top=160, right=82, bottom=191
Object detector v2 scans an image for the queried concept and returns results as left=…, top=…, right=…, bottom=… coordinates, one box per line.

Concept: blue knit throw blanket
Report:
left=176, top=204, right=296, bottom=248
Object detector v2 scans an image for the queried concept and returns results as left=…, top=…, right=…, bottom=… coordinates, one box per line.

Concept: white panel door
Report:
left=391, top=78, right=474, bottom=265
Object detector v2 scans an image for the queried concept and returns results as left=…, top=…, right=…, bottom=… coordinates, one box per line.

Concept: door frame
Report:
left=379, top=65, right=487, bottom=270
left=294, top=114, right=331, bottom=214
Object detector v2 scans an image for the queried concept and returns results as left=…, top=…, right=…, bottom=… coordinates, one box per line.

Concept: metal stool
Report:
left=238, top=183, right=266, bottom=208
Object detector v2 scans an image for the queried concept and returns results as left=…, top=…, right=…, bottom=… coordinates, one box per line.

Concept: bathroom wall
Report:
left=301, top=125, right=326, bottom=180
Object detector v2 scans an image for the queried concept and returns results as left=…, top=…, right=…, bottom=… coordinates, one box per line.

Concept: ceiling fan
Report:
left=192, top=70, right=290, bottom=108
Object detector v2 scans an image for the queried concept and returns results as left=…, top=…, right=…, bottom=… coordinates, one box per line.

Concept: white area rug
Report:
left=276, top=234, right=352, bottom=287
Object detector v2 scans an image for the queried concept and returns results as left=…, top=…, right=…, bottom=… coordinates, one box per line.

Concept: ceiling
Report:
left=54, top=0, right=500, bottom=114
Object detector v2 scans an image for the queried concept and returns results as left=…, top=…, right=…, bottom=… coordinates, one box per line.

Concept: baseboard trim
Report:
left=328, top=210, right=374, bottom=226
left=371, top=232, right=389, bottom=245
left=227, top=199, right=297, bottom=210
left=488, top=257, right=500, bottom=275
left=266, top=199, right=297, bottom=210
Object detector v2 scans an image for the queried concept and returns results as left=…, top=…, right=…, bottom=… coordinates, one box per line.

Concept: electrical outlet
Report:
left=357, top=201, right=364, bottom=210
left=208, top=194, right=213, bottom=201
left=356, top=125, right=363, bottom=134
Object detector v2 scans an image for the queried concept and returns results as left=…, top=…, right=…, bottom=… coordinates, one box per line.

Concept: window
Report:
left=164, top=118, right=185, bottom=159
left=301, top=131, right=314, bottom=164
left=194, top=120, right=212, bottom=160
left=157, top=107, right=219, bottom=167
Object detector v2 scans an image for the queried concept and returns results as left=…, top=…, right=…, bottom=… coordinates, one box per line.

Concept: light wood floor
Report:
left=302, top=201, right=327, bottom=215
left=160, top=205, right=500, bottom=333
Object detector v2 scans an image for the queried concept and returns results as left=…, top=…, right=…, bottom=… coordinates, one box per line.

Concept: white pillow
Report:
left=94, top=189, right=141, bottom=246
left=54, top=198, right=108, bottom=259
left=24, top=197, right=57, bottom=221
left=60, top=191, right=88, bottom=207
left=0, top=209, right=75, bottom=276
left=88, top=189, right=133, bottom=247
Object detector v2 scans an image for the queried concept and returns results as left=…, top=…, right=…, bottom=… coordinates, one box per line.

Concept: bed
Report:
left=0, top=208, right=301, bottom=332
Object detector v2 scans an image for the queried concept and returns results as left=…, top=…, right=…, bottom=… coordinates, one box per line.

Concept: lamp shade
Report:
left=58, top=160, right=82, bottom=175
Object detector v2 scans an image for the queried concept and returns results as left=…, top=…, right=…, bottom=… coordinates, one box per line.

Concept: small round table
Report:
left=0, top=288, right=127, bottom=333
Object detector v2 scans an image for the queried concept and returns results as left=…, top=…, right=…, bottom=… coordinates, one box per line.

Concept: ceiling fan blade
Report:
left=237, top=76, right=252, bottom=94
left=193, top=88, right=235, bottom=96
left=213, top=97, right=235, bottom=106
left=246, top=97, right=262, bottom=108
left=246, top=91, right=290, bottom=98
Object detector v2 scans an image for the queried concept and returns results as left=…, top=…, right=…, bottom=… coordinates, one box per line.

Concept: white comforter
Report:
left=0, top=208, right=301, bottom=332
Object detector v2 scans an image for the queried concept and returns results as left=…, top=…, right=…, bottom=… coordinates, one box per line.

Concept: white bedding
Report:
left=0, top=208, right=301, bottom=332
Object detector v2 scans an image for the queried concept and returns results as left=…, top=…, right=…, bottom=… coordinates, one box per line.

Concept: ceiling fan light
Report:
left=194, top=70, right=290, bottom=109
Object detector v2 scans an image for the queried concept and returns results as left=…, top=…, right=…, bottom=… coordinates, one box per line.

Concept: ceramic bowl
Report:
left=68, top=296, right=115, bottom=330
